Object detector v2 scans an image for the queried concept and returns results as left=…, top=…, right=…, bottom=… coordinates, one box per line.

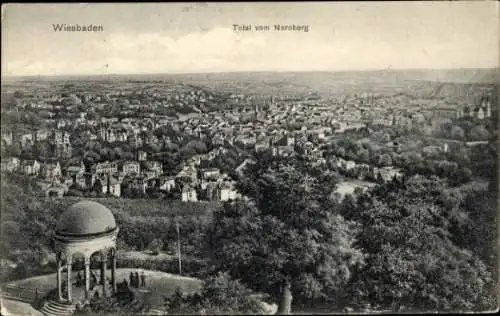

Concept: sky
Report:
left=1, top=2, right=498, bottom=76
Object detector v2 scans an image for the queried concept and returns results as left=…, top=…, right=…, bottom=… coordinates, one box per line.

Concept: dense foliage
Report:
left=208, top=155, right=364, bottom=313
left=164, top=272, right=265, bottom=315
left=341, top=176, right=497, bottom=311
left=0, top=173, right=212, bottom=282
left=1, top=125, right=497, bottom=314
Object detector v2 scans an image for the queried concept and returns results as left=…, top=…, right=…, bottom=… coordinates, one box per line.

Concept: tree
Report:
left=469, top=125, right=490, bottom=141
left=334, top=147, right=346, bottom=158
left=13, top=90, right=23, bottom=99
left=92, top=179, right=103, bottom=194
left=148, top=238, right=164, bottom=255
left=450, top=125, right=465, bottom=140
left=455, top=188, right=497, bottom=269
left=357, top=148, right=370, bottom=164
left=382, top=133, right=391, bottom=143
left=86, top=110, right=98, bottom=121
left=25, top=112, right=44, bottom=127
left=344, top=176, right=496, bottom=311
left=145, top=143, right=161, bottom=154
left=10, top=142, right=21, bottom=157
left=378, top=153, right=392, bottom=167
left=209, top=157, right=364, bottom=314
left=33, top=141, right=50, bottom=159
left=164, top=273, right=266, bottom=314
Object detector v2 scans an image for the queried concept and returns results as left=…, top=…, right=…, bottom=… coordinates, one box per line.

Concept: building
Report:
left=51, top=131, right=71, bottom=145
left=429, top=108, right=458, bottom=120
left=374, top=167, right=404, bottom=182
left=21, top=160, right=41, bottom=176
left=66, top=161, right=85, bottom=180
left=202, top=168, right=220, bottom=181
left=99, top=126, right=117, bottom=143
left=104, top=175, right=121, bottom=197
left=1, top=132, right=13, bottom=146
left=176, top=167, right=198, bottom=183
left=345, top=160, right=356, bottom=171
left=129, top=175, right=147, bottom=194
left=33, top=129, right=51, bottom=142
left=182, top=185, right=198, bottom=202
left=273, top=145, right=294, bottom=157
left=476, top=107, right=485, bottom=120
left=46, top=184, right=67, bottom=198
left=457, top=96, right=493, bottom=120
left=51, top=201, right=119, bottom=308
left=42, top=162, right=62, bottom=180
left=0, top=157, right=20, bottom=172
left=91, top=161, right=118, bottom=177
left=122, top=161, right=141, bottom=175
left=159, top=177, right=176, bottom=192
left=216, top=182, right=239, bottom=201
left=145, top=161, right=163, bottom=176
left=20, top=133, right=34, bottom=147
left=137, top=151, right=147, bottom=161
left=254, top=142, right=270, bottom=153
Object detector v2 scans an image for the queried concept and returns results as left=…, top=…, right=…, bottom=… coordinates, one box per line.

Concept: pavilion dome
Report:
left=56, top=200, right=117, bottom=236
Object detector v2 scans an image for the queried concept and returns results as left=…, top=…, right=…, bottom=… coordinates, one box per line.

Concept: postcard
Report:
left=1, top=2, right=498, bottom=315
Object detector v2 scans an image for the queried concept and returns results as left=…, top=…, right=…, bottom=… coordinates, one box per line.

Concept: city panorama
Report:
left=1, top=2, right=498, bottom=316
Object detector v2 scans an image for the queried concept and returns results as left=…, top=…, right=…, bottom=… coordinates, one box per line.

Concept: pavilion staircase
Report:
left=40, top=300, right=76, bottom=316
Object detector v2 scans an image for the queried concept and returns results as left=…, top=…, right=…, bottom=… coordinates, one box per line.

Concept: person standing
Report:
left=91, top=271, right=97, bottom=289
left=129, top=272, right=134, bottom=288
left=141, top=271, right=146, bottom=287
left=134, top=271, right=140, bottom=288
left=76, top=271, right=82, bottom=287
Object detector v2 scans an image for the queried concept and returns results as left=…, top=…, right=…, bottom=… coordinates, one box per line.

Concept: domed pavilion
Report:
left=53, top=200, right=119, bottom=304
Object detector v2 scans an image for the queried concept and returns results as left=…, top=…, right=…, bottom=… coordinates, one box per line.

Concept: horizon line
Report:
left=2, top=67, right=498, bottom=79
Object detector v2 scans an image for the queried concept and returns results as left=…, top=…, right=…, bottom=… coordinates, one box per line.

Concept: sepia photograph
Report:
left=0, top=2, right=498, bottom=315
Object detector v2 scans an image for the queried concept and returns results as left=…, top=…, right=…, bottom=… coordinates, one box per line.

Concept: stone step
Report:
left=50, top=300, right=76, bottom=309
left=41, top=307, right=73, bottom=316
left=44, top=303, right=73, bottom=313
left=41, top=301, right=75, bottom=316
left=42, top=306, right=66, bottom=315
left=42, top=302, right=72, bottom=311
left=41, top=307, right=72, bottom=316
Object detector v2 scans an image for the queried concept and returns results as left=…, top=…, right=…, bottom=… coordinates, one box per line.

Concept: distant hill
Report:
left=163, top=69, right=498, bottom=97
left=168, top=68, right=499, bottom=84
left=4, top=68, right=497, bottom=84
left=391, top=68, right=498, bottom=84
left=3, top=68, right=497, bottom=99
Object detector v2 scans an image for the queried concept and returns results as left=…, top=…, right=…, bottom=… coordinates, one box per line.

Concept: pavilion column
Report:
left=66, top=256, right=72, bottom=302
left=101, top=252, right=108, bottom=297
left=84, top=256, right=91, bottom=301
left=56, top=260, right=62, bottom=302
left=100, top=255, right=105, bottom=285
left=111, top=250, right=117, bottom=293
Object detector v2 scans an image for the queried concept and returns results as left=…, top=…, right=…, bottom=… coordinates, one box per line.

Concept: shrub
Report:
left=164, top=272, right=265, bottom=315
